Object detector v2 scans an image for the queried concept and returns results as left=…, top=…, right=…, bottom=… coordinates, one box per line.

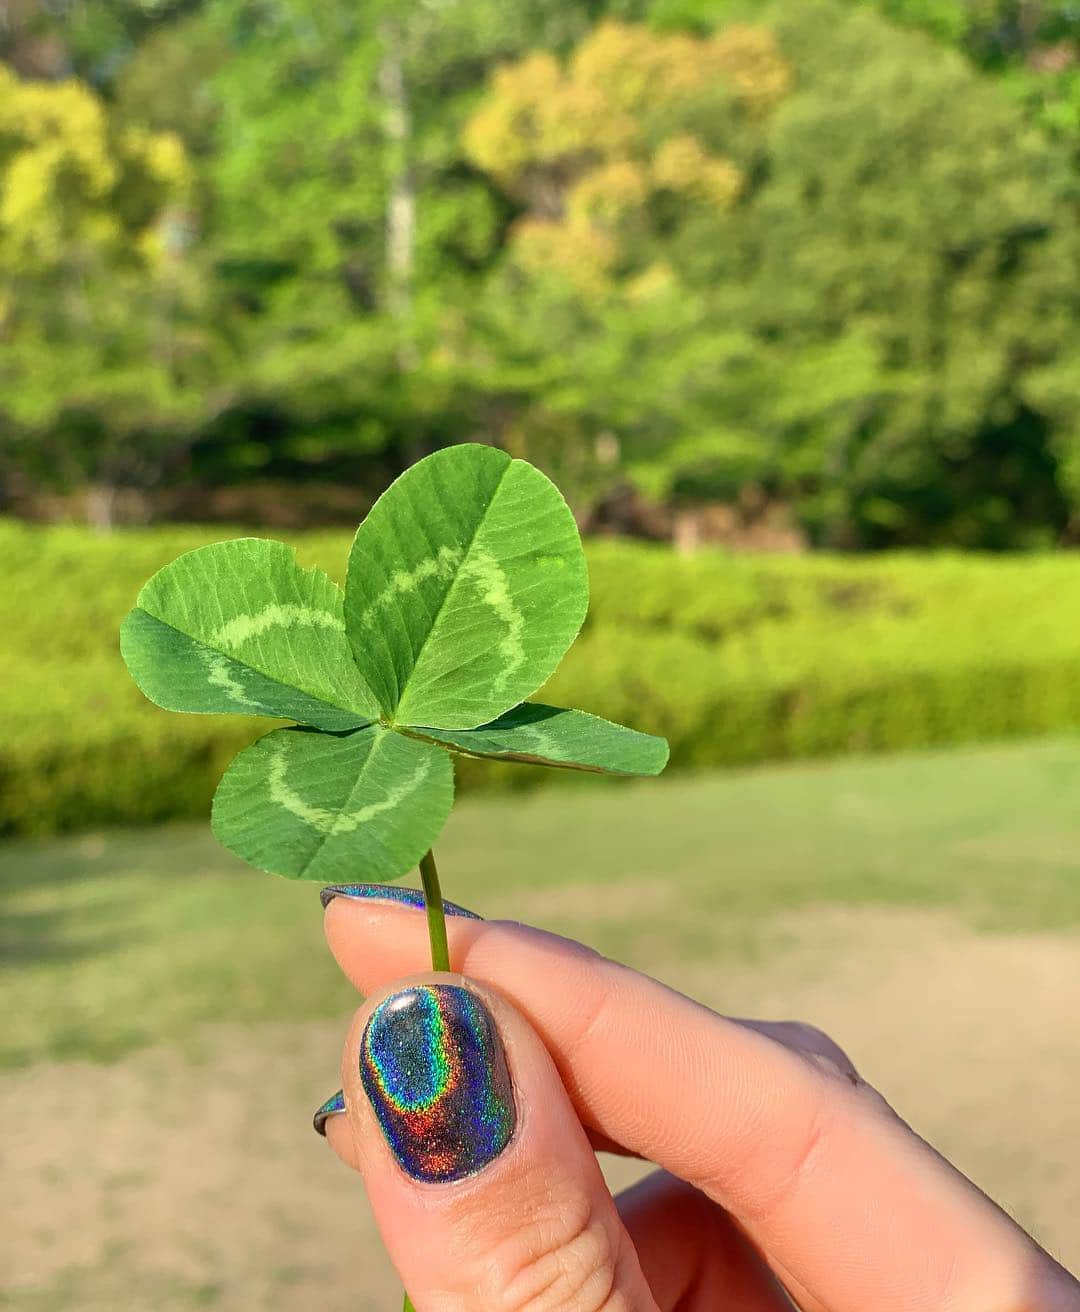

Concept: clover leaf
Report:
left=344, top=443, right=590, bottom=728
left=121, top=444, right=668, bottom=884
left=411, top=704, right=669, bottom=777
left=211, top=725, right=454, bottom=884
left=120, top=537, right=379, bottom=731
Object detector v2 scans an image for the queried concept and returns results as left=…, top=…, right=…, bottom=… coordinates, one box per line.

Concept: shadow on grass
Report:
left=0, top=906, right=124, bottom=966
left=0, top=825, right=233, bottom=890
left=0, top=824, right=246, bottom=973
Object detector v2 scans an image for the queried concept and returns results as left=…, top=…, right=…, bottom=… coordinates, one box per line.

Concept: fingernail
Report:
left=360, top=984, right=515, bottom=1183
left=313, top=1089, right=346, bottom=1136
left=320, top=884, right=480, bottom=919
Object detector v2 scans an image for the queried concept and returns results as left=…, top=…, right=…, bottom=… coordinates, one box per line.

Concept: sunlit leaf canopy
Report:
left=121, top=444, right=668, bottom=881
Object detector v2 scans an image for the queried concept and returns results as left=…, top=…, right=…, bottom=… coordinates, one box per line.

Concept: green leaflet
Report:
left=211, top=725, right=454, bottom=882
left=344, top=444, right=589, bottom=730
left=121, top=539, right=379, bottom=731
left=412, top=703, right=670, bottom=776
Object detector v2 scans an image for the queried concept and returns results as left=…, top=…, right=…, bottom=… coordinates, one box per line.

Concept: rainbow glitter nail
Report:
left=360, top=984, right=515, bottom=1183
left=312, top=1089, right=346, bottom=1137
left=320, top=884, right=480, bottom=919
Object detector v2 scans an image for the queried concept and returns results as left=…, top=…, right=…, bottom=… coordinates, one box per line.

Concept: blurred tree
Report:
left=132, top=0, right=647, bottom=489
left=455, top=20, right=791, bottom=509
left=0, top=64, right=215, bottom=524
left=1, top=0, right=1078, bottom=546
left=462, top=3, right=1080, bottom=546
left=651, top=0, right=1080, bottom=147
left=464, top=20, right=787, bottom=278
left=865, top=2, right=1080, bottom=145
left=0, top=0, right=207, bottom=85
left=0, top=0, right=656, bottom=520
left=731, top=1, right=1080, bottom=546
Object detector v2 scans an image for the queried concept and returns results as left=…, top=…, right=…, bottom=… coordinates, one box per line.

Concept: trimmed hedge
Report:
left=3, top=520, right=1080, bottom=836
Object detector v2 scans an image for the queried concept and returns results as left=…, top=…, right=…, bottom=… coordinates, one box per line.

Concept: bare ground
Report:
left=4, top=905, right=1078, bottom=1309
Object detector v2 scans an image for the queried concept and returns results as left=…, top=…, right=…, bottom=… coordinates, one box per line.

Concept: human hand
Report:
left=315, top=893, right=1080, bottom=1311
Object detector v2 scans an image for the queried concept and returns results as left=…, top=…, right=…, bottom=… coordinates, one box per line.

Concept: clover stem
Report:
left=418, top=847, right=451, bottom=972
left=402, top=849, right=450, bottom=1312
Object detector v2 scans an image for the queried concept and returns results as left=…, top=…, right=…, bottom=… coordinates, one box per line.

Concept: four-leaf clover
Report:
left=121, top=445, right=668, bottom=884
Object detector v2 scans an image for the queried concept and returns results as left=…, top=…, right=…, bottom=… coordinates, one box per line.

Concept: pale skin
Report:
left=321, top=901, right=1080, bottom=1312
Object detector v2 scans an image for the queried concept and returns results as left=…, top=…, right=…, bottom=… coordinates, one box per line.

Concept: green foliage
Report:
left=3, top=519, right=1080, bottom=837
left=462, top=2, right=1080, bottom=546
left=2, top=0, right=1080, bottom=548
left=740, top=1, right=1079, bottom=546
left=564, top=540, right=1080, bottom=769
left=0, top=63, right=217, bottom=514
left=119, top=447, right=664, bottom=881
left=164, top=0, right=617, bottom=489
left=652, top=1, right=1080, bottom=146
left=855, top=1, right=1080, bottom=144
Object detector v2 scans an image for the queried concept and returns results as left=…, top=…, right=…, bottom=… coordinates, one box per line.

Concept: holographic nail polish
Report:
left=360, top=984, right=515, bottom=1183
left=312, top=1089, right=346, bottom=1137
left=319, top=884, right=480, bottom=919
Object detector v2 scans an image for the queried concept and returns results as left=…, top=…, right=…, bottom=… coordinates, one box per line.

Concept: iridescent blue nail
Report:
left=319, top=884, right=480, bottom=919
left=312, top=1089, right=346, bottom=1137
left=360, top=984, right=515, bottom=1183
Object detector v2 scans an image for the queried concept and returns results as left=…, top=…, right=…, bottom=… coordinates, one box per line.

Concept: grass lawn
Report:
left=5, top=738, right=1080, bottom=1307
left=4, top=736, right=1080, bottom=1069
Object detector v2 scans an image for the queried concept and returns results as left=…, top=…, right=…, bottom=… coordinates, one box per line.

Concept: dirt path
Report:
left=5, top=906, right=1078, bottom=1309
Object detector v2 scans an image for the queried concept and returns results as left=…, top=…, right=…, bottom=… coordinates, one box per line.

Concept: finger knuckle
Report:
left=739, top=1093, right=835, bottom=1224
left=481, top=1180, right=628, bottom=1312
left=564, top=969, right=619, bottom=1063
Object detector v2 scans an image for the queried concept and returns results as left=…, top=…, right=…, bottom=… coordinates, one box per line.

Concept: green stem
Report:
left=401, top=849, right=449, bottom=1312
left=418, top=848, right=451, bottom=973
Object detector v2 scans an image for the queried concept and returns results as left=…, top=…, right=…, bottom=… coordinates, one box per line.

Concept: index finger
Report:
left=324, top=896, right=1079, bottom=1312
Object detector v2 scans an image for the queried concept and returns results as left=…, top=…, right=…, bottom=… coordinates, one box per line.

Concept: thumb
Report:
left=339, top=974, right=659, bottom=1312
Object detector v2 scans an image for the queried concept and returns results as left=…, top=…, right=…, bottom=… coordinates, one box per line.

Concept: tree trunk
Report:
left=85, top=483, right=116, bottom=532
left=379, top=20, right=417, bottom=369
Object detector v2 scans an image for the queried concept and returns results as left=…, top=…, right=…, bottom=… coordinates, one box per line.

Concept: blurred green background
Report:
left=3, top=0, right=1080, bottom=549
left=3, top=0, right=1080, bottom=1305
